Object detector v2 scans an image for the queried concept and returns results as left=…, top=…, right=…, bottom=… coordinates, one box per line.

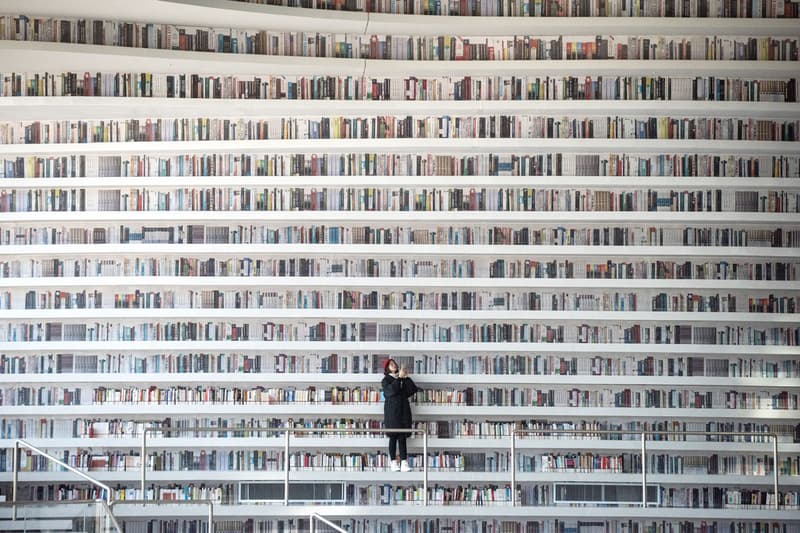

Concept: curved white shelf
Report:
left=2, top=275, right=797, bottom=291
left=1, top=175, right=799, bottom=189
left=1, top=137, right=796, bottom=156
left=2, top=404, right=795, bottom=419
left=4, top=0, right=799, bottom=36
left=4, top=372, right=796, bottom=388
left=1, top=210, right=796, bottom=224
left=2, top=98, right=800, bottom=121
left=0, top=210, right=800, bottom=227
left=1, top=340, right=796, bottom=355
left=1, top=42, right=796, bottom=78
left=0, top=41, right=365, bottom=77
left=3, top=471, right=793, bottom=485
left=172, top=0, right=800, bottom=38
left=3, top=308, right=798, bottom=323
left=1, top=244, right=797, bottom=259
left=12, top=504, right=799, bottom=522
left=4, top=437, right=797, bottom=454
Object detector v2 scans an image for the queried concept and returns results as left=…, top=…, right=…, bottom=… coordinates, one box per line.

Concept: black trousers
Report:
left=388, top=434, right=408, bottom=461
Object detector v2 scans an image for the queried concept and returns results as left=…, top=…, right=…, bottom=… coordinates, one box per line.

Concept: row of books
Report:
left=231, top=0, right=800, bottom=18
left=18, top=483, right=229, bottom=504
left=5, top=224, right=797, bottom=248
left=4, top=226, right=799, bottom=248
left=3, top=353, right=797, bottom=379
left=677, top=454, right=791, bottom=475
left=3, top=320, right=795, bottom=345
left=3, top=116, right=798, bottom=145
left=2, top=257, right=796, bottom=283
left=3, top=72, right=797, bottom=103
left=1, top=257, right=796, bottom=282
left=4, top=187, right=794, bottom=215
left=3, top=383, right=797, bottom=409
left=11, top=288, right=796, bottom=314
left=6, top=449, right=793, bottom=475
left=7, top=449, right=445, bottom=473
left=2, top=416, right=787, bottom=440
left=663, top=488, right=798, bottom=509
left=531, top=452, right=793, bottom=475
left=4, top=16, right=800, bottom=61
left=3, top=153, right=797, bottom=179
left=13, top=481, right=800, bottom=508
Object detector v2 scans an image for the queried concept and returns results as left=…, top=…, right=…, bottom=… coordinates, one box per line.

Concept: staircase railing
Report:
left=11, top=439, right=121, bottom=531
left=309, top=513, right=347, bottom=533
left=10, top=427, right=784, bottom=520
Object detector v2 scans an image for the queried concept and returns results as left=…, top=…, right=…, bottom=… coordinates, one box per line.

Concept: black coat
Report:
left=382, top=374, right=418, bottom=429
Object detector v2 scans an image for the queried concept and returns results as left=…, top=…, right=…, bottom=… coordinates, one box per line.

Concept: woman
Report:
left=382, top=358, right=419, bottom=472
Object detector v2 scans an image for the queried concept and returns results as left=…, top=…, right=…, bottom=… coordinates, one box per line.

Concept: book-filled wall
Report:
left=0, top=0, right=799, bottom=531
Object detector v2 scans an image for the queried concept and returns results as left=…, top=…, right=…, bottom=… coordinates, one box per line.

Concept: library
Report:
left=0, top=0, right=798, bottom=531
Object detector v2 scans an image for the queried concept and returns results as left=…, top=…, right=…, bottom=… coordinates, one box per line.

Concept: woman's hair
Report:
left=383, top=358, right=397, bottom=375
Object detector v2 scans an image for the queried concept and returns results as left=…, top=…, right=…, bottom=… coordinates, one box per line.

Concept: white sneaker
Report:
left=400, top=460, right=411, bottom=472
left=390, top=460, right=400, bottom=472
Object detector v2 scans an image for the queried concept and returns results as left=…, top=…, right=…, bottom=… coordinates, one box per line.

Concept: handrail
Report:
left=137, top=425, right=785, bottom=510
left=510, top=428, right=780, bottom=510
left=310, top=513, right=348, bottom=533
left=109, top=499, right=214, bottom=533
left=99, top=499, right=124, bottom=533
left=0, top=499, right=121, bottom=532
left=141, top=425, right=428, bottom=505
left=11, top=439, right=115, bottom=521
left=7, top=427, right=788, bottom=521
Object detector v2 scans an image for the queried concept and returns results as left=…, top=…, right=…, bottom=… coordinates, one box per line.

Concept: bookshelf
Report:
left=0, top=0, right=799, bottom=531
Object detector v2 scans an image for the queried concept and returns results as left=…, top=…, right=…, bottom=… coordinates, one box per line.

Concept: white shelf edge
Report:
left=2, top=405, right=796, bottom=419
left=172, top=0, right=800, bottom=36
left=2, top=471, right=794, bottom=486
left=3, top=0, right=800, bottom=36
left=2, top=276, right=797, bottom=291
left=3, top=437, right=798, bottom=453
left=1, top=41, right=797, bottom=77
left=2, top=308, right=798, bottom=323
left=14, top=504, right=799, bottom=521
left=1, top=211, right=797, bottom=225
left=1, top=176, right=799, bottom=189
left=1, top=98, right=800, bottom=121
left=0, top=244, right=797, bottom=259
left=3, top=372, right=796, bottom=388
left=1, top=137, right=797, bottom=155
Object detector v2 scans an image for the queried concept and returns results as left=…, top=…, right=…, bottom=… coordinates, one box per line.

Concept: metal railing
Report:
left=510, top=428, right=780, bottom=509
left=309, top=513, right=348, bottom=533
left=99, top=500, right=124, bottom=533
left=141, top=425, right=428, bottom=505
left=7, top=428, right=788, bottom=515
left=11, top=439, right=120, bottom=528
left=109, top=499, right=214, bottom=533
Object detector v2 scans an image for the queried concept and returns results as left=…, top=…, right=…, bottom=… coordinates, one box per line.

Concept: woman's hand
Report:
left=398, top=367, right=408, bottom=378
